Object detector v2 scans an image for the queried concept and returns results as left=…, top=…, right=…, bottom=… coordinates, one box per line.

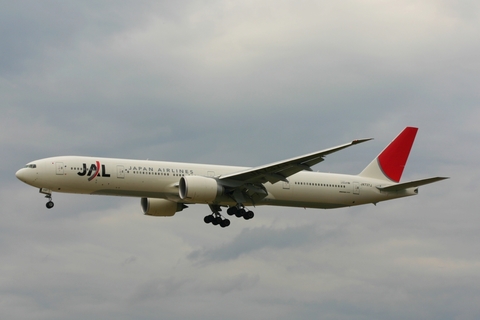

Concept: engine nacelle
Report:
left=141, top=198, right=185, bottom=217
left=179, top=175, right=223, bottom=203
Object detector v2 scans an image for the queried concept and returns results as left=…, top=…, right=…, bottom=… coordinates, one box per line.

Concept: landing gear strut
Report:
left=39, top=188, right=54, bottom=209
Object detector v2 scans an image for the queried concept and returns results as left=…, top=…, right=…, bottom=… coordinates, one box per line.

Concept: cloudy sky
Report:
left=2, top=1, right=479, bottom=319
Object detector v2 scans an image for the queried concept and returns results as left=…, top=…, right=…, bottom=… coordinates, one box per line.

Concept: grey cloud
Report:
left=130, top=277, right=191, bottom=303
left=189, top=224, right=326, bottom=262
left=0, top=1, right=180, bottom=75
left=204, top=273, right=259, bottom=295
left=1, top=1, right=479, bottom=319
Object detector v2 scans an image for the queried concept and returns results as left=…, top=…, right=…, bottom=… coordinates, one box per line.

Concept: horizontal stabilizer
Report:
left=377, top=177, right=449, bottom=192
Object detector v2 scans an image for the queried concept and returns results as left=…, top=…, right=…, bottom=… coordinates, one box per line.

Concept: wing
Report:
left=219, top=138, right=372, bottom=186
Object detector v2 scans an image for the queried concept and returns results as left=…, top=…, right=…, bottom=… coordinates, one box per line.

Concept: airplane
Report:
left=15, top=127, right=447, bottom=227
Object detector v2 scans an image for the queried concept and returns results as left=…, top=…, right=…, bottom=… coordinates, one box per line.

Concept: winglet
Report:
left=359, top=127, right=418, bottom=182
left=352, top=138, right=373, bottom=145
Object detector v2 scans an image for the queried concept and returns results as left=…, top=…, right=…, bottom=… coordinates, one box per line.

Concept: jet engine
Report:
left=179, top=176, right=223, bottom=203
left=141, top=198, right=186, bottom=217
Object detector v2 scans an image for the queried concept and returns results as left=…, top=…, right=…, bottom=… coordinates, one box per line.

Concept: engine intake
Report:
left=141, top=198, right=186, bottom=217
left=179, top=176, right=223, bottom=203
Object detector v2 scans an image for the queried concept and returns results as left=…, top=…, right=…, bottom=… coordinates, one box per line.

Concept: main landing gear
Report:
left=39, top=188, right=54, bottom=209
left=226, top=205, right=254, bottom=220
left=204, top=213, right=230, bottom=228
left=204, top=205, right=230, bottom=228
left=204, top=204, right=255, bottom=228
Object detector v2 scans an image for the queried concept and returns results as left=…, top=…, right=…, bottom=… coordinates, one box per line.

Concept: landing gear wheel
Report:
left=204, top=215, right=213, bottom=224
left=220, top=219, right=230, bottom=228
left=212, top=217, right=222, bottom=225
left=46, top=201, right=54, bottom=209
left=235, top=208, right=245, bottom=218
left=227, top=206, right=238, bottom=216
left=206, top=205, right=232, bottom=227
left=244, top=211, right=254, bottom=220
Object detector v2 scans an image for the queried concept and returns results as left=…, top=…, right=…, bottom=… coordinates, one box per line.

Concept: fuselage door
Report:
left=56, top=162, right=64, bottom=175
left=117, top=165, right=125, bottom=179
left=353, top=182, right=360, bottom=195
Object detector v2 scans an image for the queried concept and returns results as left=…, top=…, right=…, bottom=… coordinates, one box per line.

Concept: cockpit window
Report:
left=25, top=164, right=37, bottom=169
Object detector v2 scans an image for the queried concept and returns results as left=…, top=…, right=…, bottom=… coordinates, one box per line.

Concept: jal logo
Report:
left=77, top=161, right=111, bottom=181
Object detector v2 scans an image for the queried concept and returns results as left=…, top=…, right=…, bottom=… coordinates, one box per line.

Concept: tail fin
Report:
left=359, top=127, right=418, bottom=182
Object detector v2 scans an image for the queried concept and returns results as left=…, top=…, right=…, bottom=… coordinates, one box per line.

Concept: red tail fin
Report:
left=359, top=127, right=418, bottom=182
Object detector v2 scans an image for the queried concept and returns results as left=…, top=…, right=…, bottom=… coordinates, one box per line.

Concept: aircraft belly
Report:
left=259, top=198, right=347, bottom=209
left=91, top=189, right=175, bottom=199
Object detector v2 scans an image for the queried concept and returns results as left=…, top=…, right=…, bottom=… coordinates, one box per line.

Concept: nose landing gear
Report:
left=46, top=199, right=54, bottom=209
left=39, top=188, right=54, bottom=209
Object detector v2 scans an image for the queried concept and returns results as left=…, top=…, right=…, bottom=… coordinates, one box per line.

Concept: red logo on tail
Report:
left=377, top=127, right=418, bottom=182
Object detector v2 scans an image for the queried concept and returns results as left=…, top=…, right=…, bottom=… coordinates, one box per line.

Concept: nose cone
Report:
left=16, top=167, right=38, bottom=186
left=16, top=168, right=28, bottom=183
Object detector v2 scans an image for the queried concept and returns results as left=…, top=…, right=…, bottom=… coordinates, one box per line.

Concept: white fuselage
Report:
left=16, top=156, right=416, bottom=209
